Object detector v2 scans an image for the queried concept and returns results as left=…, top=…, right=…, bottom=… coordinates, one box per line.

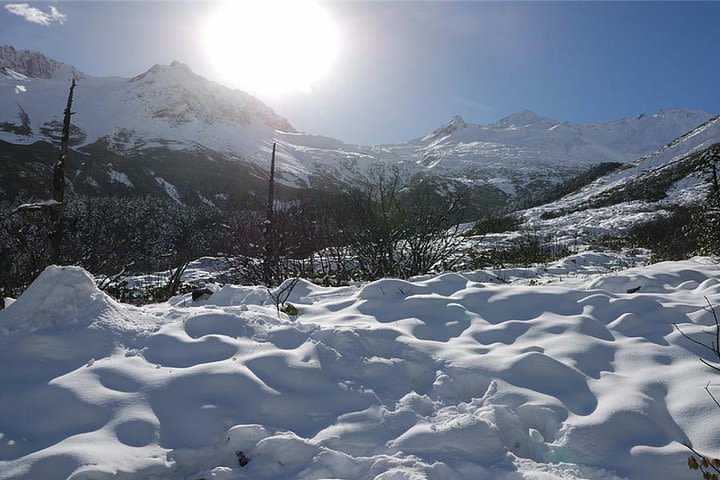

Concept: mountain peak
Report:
left=169, top=60, right=192, bottom=72
left=130, top=61, right=198, bottom=83
left=423, top=115, right=468, bottom=141
left=0, top=44, right=81, bottom=80
left=652, top=107, right=709, bottom=119
left=493, top=110, right=554, bottom=128
left=123, top=58, right=296, bottom=133
left=447, top=115, right=467, bottom=129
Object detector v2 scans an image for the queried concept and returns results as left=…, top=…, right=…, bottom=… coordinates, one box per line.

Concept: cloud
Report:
left=5, top=3, right=66, bottom=26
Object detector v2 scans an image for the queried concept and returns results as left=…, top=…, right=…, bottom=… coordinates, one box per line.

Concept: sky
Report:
left=1, top=1, right=719, bottom=145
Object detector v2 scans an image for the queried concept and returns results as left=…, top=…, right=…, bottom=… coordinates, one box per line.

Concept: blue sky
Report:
left=2, top=1, right=719, bottom=144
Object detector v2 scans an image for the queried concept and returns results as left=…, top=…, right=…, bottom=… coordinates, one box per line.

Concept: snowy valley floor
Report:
left=1, top=253, right=720, bottom=479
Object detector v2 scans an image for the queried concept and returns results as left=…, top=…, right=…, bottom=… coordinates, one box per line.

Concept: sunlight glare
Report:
left=205, top=1, right=341, bottom=95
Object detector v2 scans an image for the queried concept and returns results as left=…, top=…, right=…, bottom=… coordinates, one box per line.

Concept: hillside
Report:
left=1, top=45, right=715, bottom=210
left=517, top=116, right=720, bottom=242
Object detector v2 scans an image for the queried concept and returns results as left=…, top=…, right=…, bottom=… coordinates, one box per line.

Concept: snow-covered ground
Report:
left=1, top=254, right=720, bottom=479
left=516, top=117, right=720, bottom=243
left=117, top=249, right=649, bottom=294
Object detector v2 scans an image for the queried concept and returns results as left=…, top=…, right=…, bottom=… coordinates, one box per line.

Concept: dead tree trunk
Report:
left=48, top=78, right=76, bottom=265
left=166, top=261, right=190, bottom=299
left=712, top=160, right=718, bottom=196
left=263, top=143, right=277, bottom=286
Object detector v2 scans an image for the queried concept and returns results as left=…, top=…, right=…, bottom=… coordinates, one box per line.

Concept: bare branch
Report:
left=705, top=382, right=720, bottom=409
left=674, top=323, right=719, bottom=356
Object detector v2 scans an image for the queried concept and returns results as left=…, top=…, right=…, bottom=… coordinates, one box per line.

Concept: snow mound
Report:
left=0, top=265, right=160, bottom=337
left=1, top=260, right=720, bottom=479
left=585, top=258, right=720, bottom=294
left=0, top=266, right=119, bottom=335
left=203, top=284, right=269, bottom=307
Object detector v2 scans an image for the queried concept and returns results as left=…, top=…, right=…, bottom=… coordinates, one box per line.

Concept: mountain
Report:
left=517, top=115, right=720, bottom=241
left=1, top=45, right=717, bottom=212
left=367, top=108, right=714, bottom=205
left=0, top=46, right=304, bottom=206
left=0, top=49, right=294, bottom=152
left=0, top=45, right=82, bottom=80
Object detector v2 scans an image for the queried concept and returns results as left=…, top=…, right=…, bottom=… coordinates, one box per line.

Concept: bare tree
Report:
left=400, top=181, right=467, bottom=276
left=49, top=78, right=77, bottom=264
left=165, top=261, right=190, bottom=299
left=267, top=276, right=300, bottom=316
left=346, top=165, right=468, bottom=279
left=348, top=165, right=405, bottom=278
left=14, top=78, right=76, bottom=266
left=263, top=143, right=277, bottom=285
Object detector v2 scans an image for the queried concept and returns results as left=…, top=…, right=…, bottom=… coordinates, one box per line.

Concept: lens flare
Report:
left=204, top=1, right=341, bottom=95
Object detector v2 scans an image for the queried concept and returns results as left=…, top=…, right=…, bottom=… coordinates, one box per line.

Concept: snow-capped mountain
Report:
left=396, top=108, right=714, bottom=172
left=0, top=47, right=294, bottom=154
left=517, top=115, right=720, bottom=240
left=1, top=45, right=717, bottom=210
left=0, top=45, right=82, bottom=80
left=362, top=108, right=714, bottom=202
left=271, top=107, right=716, bottom=211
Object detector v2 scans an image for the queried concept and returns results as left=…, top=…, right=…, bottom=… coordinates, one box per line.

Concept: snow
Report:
left=1, top=46, right=715, bottom=194
left=15, top=199, right=62, bottom=209
left=0, top=266, right=146, bottom=336
left=107, top=169, right=133, bottom=188
left=517, top=116, right=720, bottom=243
left=2, top=258, right=720, bottom=479
left=198, top=192, right=216, bottom=207
left=2, top=68, right=28, bottom=81
left=153, top=175, right=181, bottom=203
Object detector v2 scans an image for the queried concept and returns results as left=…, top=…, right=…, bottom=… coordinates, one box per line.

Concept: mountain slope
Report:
left=517, top=116, right=720, bottom=240
left=0, top=45, right=82, bottom=80
left=0, top=45, right=716, bottom=209
left=0, top=53, right=294, bottom=153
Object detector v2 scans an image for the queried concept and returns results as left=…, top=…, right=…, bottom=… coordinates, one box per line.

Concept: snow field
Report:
left=1, top=257, right=720, bottom=479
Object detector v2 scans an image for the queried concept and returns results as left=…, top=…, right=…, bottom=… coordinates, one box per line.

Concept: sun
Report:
left=204, top=1, right=341, bottom=96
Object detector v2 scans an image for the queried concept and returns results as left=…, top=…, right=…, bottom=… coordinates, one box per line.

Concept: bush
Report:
left=343, top=166, right=468, bottom=279
left=591, top=206, right=697, bottom=263
left=467, top=232, right=571, bottom=268
left=0, top=195, right=255, bottom=297
left=690, top=195, right=720, bottom=256
left=467, top=214, right=521, bottom=236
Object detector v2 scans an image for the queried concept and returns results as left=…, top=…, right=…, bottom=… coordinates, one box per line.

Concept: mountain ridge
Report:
left=514, top=115, right=720, bottom=242
left=0, top=45, right=82, bottom=80
left=1, top=45, right=718, bottom=214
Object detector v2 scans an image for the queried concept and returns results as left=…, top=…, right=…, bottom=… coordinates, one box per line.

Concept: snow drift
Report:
left=1, top=257, right=720, bottom=479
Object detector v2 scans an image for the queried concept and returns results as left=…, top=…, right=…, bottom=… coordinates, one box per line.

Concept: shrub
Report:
left=467, top=214, right=521, bottom=236
left=592, top=207, right=697, bottom=263
left=467, top=232, right=571, bottom=268
left=690, top=196, right=720, bottom=256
